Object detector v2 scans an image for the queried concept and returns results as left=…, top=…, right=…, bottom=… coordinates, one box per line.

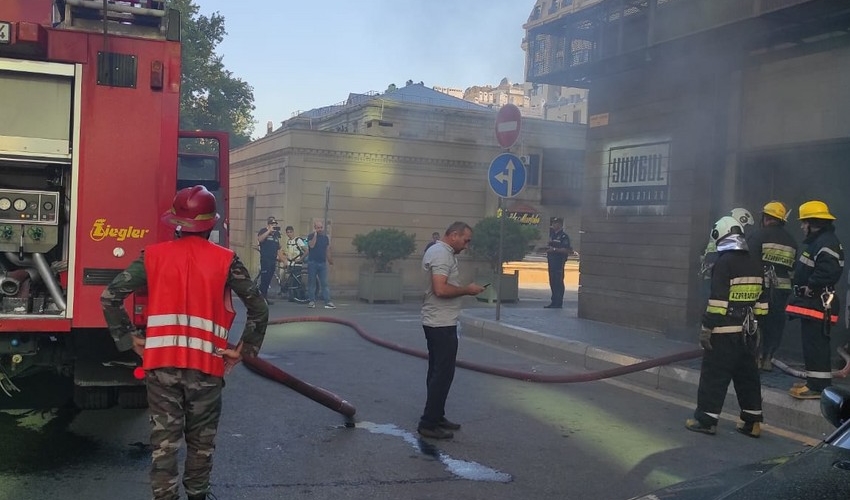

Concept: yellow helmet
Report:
left=798, top=200, right=835, bottom=221
left=762, top=201, right=788, bottom=221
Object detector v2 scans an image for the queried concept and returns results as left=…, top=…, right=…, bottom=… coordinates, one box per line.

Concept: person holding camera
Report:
left=257, top=216, right=282, bottom=303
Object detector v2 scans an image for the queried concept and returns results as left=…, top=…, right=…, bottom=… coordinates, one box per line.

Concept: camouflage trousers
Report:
left=146, top=367, right=223, bottom=500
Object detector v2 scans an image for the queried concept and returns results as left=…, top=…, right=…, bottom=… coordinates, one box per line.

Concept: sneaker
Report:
left=685, top=418, right=716, bottom=435
left=307, top=301, right=316, bottom=308
left=736, top=421, right=761, bottom=438
left=417, top=426, right=453, bottom=439
left=543, top=304, right=562, bottom=309
left=789, top=385, right=821, bottom=400
left=792, top=381, right=807, bottom=388
left=438, top=417, right=461, bottom=430
left=324, top=302, right=336, bottom=309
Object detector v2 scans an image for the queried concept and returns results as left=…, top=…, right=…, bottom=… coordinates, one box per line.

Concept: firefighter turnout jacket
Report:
left=704, top=236, right=768, bottom=334
left=746, top=225, right=798, bottom=292
left=786, top=225, right=844, bottom=324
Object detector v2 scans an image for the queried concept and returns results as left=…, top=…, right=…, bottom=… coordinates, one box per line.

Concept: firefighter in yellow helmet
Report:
left=745, top=201, right=798, bottom=371
left=786, top=200, right=844, bottom=400
left=686, top=216, right=767, bottom=438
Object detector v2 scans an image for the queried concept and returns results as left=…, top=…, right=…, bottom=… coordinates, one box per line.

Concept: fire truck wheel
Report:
left=117, top=386, right=148, bottom=409
left=73, top=386, right=115, bottom=410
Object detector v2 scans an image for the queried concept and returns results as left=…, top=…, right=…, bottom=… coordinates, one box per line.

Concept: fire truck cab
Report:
left=0, top=0, right=229, bottom=408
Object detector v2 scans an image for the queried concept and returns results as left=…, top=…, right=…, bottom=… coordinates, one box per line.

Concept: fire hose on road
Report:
left=241, top=316, right=706, bottom=422
left=235, top=316, right=850, bottom=421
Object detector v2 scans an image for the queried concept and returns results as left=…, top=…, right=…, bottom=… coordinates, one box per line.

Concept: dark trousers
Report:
left=800, top=318, right=832, bottom=391
left=146, top=367, right=223, bottom=500
left=258, top=259, right=276, bottom=297
left=761, top=289, right=791, bottom=358
left=419, top=325, right=458, bottom=429
left=694, top=334, right=763, bottom=426
left=548, top=260, right=566, bottom=306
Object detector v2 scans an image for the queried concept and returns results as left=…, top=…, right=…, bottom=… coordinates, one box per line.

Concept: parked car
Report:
left=626, top=386, right=850, bottom=499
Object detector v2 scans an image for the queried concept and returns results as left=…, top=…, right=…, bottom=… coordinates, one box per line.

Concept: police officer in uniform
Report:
left=686, top=216, right=767, bottom=438
left=786, top=200, right=844, bottom=400
left=545, top=217, right=572, bottom=309
left=101, top=185, right=269, bottom=500
left=745, top=201, right=798, bottom=371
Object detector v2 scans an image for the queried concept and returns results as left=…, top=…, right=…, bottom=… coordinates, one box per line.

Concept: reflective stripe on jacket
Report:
left=703, top=249, right=767, bottom=334
left=745, top=225, right=798, bottom=291
left=144, top=237, right=237, bottom=376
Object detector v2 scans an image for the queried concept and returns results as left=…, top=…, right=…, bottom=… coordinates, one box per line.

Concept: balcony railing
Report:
left=525, top=0, right=841, bottom=86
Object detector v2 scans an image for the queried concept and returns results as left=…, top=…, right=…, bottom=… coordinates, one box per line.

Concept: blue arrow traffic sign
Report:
left=488, top=153, right=527, bottom=198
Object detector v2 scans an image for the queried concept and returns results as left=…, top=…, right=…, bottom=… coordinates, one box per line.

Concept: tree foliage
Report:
left=168, top=0, right=255, bottom=147
left=470, top=217, right=540, bottom=272
left=352, top=228, right=417, bottom=273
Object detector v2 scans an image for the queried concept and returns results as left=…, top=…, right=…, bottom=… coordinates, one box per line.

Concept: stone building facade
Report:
left=229, top=84, right=586, bottom=294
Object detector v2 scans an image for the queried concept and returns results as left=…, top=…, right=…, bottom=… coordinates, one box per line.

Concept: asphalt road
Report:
left=0, top=297, right=819, bottom=500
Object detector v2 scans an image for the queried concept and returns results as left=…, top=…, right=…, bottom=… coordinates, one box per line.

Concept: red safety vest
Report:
left=143, top=237, right=236, bottom=377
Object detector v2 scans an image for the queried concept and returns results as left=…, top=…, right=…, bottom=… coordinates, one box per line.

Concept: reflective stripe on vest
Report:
left=761, top=243, right=796, bottom=268
left=729, top=277, right=762, bottom=302
left=785, top=304, right=839, bottom=324
left=148, top=314, right=229, bottom=339
left=145, top=334, right=218, bottom=356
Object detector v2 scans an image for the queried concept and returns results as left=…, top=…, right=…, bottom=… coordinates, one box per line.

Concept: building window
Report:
left=541, top=148, right=584, bottom=206
left=525, top=154, right=541, bottom=186
left=572, top=110, right=582, bottom=123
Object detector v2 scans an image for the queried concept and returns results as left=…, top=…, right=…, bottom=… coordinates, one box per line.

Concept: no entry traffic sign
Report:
left=494, top=104, right=522, bottom=149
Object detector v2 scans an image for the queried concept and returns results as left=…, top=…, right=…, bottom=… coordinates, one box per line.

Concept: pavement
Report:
left=456, top=285, right=848, bottom=440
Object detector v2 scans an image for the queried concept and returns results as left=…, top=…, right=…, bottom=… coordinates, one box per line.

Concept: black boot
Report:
left=187, top=495, right=206, bottom=500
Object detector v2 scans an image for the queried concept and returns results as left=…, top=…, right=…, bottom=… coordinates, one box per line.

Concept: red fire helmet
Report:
left=160, top=185, right=220, bottom=232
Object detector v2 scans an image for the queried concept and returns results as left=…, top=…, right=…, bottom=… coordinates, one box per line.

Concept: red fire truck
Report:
left=0, top=0, right=229, bottom=408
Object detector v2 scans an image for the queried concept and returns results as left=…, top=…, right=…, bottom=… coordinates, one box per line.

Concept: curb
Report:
left=458, top=312, right=834, bottom=438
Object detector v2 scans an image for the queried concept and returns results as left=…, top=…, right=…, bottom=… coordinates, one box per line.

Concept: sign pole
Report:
left=496, top=197, right=504, bottom=321
left=323, top=182, right=330, bottom=230
left=491, top=104, right=525, bottom=322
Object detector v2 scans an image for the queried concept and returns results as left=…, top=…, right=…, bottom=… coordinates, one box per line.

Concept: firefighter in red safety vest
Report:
left=101, top=185, right=269, bottom=500
left=785, top=200, right=844, bottom=400
left=686, top=215, right=767, bottom=438
left=745, top=201, right=798, bottom=371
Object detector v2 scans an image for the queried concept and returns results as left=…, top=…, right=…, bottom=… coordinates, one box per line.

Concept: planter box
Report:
left=358, top=270, right=403, bottom=303
left=475, top=270, right=519, bottom=303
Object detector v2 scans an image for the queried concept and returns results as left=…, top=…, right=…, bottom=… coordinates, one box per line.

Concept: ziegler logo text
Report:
left=90, top=219, right=150, bottom=242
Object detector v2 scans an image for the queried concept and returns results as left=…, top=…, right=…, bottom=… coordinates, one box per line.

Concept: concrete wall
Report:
left=741, top=45, right=850, bottom=150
